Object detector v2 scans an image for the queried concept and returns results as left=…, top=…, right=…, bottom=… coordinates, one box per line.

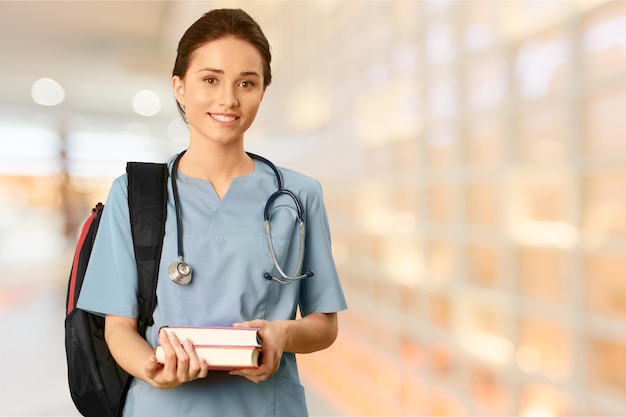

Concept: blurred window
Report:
left=465, top=182, right=499, bottom=227
left=429, top=293, right=451, bottom=329
left=467, top=54, right=507, bottom=111
left=67, top=131, right=167, bottom=178
left=512, top=174, right=568, bottom=223
left=584, top=253, right=626, bottom=321
left=427, top=241, right=456, bottom=285
left=587, top=336, right=626, bottom=395
left=425, top=20, right=456, bottom=65
left=584, top=88, right=626, bottom=158
left=425, top=73, right=458, bottom=120
left=427, top=185, right=456, bottom=223
left=516, top=246, right=566, bottom=305
left=470, top=365, right=513, bottom=414
left=514, top=29, right=571, bottom=100
left=0, top=124, right=61, bottom=176
left=462, top=1, right=499, bottom=53
left=518, top=317, right=572, bottom=381
left=518, top=383, right=574, bottom=416
left=583, top=170, right=626, bottom=238
left=457, top=299, right=513, bottom=367
left=465, top=114, right=503, bottom=165
left=467, top=244, right=500, bottom=288
left=424, top=123, right=459, bottom=168
left=516, top=104, right=567, bottom=165
left=583, top=2, right=626, bottom=81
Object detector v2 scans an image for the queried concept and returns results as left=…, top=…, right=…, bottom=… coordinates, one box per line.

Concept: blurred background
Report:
left=1, top=0, right=626, bottom=415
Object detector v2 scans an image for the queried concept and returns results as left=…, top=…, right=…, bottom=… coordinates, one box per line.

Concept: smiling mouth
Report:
left=210, top=113, right=238, bottom=123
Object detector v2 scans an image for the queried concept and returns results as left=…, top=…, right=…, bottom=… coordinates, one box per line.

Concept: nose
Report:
left=218, top=84, right=239, bottom=108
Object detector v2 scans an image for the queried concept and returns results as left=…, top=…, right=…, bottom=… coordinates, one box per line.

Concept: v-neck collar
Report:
left=173, top=159, right=259, bottom=211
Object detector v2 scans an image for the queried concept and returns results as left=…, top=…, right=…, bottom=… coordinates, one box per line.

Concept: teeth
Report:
left=212, top=114, right=236, bottom=122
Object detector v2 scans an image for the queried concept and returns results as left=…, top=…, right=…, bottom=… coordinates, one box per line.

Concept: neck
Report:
left=177, top=142, right=253, bottom=184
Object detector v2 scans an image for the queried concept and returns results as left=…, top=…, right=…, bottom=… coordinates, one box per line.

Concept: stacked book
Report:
left=155, top=326, right=262, bottom=370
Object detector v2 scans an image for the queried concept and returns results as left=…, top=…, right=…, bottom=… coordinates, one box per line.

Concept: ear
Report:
left=172, top=76, right=185, bottom=107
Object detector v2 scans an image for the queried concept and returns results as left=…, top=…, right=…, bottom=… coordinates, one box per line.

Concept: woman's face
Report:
left=173, top=36, right=266, bottom=148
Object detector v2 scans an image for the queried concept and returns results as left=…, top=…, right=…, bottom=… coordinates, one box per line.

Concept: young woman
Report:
left=77, top=8, right=347, bottom=417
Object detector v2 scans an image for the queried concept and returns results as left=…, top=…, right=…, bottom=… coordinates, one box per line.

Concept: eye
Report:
left=203, top=77, right=218, bottom=85
left=239, top=80, right=256, bottom=89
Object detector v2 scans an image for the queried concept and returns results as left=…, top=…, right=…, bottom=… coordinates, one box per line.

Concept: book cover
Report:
left=154, top=345, right=262, bottom=370
left=160, top=325, right=261, bottom=347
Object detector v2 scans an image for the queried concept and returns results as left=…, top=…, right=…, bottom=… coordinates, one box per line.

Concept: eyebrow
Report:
left=198, top=67, right=261, bottom=78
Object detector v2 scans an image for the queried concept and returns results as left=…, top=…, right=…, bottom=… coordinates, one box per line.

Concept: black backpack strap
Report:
left=126, top=162, right=168, bottom=336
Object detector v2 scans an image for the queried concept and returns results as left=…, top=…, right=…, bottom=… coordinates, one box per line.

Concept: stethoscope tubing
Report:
left=168, top=150, right=313, bottom=285
left=171, top=151, right=186, bottom=261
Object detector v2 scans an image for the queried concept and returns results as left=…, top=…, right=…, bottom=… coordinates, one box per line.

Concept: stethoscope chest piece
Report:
left=169, top=257, right=192, bottom=285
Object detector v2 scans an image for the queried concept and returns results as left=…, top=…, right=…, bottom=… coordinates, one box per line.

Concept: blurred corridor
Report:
left=2, top=0, right=626, bottom=415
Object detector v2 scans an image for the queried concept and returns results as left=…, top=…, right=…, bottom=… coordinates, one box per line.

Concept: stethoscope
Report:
left=168, top=150, right=314, bottom=286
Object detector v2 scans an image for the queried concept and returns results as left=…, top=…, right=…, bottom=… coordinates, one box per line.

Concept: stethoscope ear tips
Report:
left=264, top=270, right=314, bottom=283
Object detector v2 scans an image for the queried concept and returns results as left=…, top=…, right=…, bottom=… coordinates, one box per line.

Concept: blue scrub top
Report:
left=77, top=155, right=347, bottom=417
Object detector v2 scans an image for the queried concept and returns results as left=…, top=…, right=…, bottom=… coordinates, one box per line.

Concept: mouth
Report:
left=210, top=113, right=239, bottom=123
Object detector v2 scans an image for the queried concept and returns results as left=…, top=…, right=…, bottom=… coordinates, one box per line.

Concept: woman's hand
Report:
left=229, top=319, right=287, bottom=383
left=144, top=329, right=210, bottom=389
left=229, top=313, right=338, bottom=383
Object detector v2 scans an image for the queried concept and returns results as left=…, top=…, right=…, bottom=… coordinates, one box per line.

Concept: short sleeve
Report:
left=76, top=175, right=139, bottom=318
left=299, top=180, right=347, bottom=316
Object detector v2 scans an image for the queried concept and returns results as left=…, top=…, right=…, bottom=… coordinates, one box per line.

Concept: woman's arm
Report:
left=279, top=311, right=338, bottom=353
left=229, top=312, right=338, bottom=383
left=104, top=314, right=210, bottom=389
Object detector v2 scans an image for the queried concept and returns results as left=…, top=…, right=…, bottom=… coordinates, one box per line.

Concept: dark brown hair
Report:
left=172, top=9, right=272, bottom=120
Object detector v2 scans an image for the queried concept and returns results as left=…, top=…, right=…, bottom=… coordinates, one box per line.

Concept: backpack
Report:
left=65, top=162, right=168, bottom=417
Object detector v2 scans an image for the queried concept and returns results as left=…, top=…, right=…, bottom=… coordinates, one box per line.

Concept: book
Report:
left=155, top=326, right=263, bottom=370
left=160, top=326, right=261, bottom=347
left=154, top=345, right=262, bottom=370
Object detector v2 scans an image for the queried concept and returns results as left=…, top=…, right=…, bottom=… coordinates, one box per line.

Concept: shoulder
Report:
left=107, top=173, right=129, bottom=201
left=272, top=166, right=327, bottom=214
left=107, top=157, right=172, bottom=201
left=276, top=166, right=322, bottom=195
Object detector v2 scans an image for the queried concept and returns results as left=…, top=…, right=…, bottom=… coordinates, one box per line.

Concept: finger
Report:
left=230, top=355, right=275, bottom=382
left=158, top=329, right=178, bottom=375
left=197, top=358, right=210, bottom=379
left=229, top=369, right=259, bottom=383
left=166, top=331, right=190, bottom=381
left=144, top=355, right=161, bottom=379
left=183, top=339, right=201, bottom=377
left=234, top=319, right=263, bottom=329
left=230, top=367, right=269, bottom=383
